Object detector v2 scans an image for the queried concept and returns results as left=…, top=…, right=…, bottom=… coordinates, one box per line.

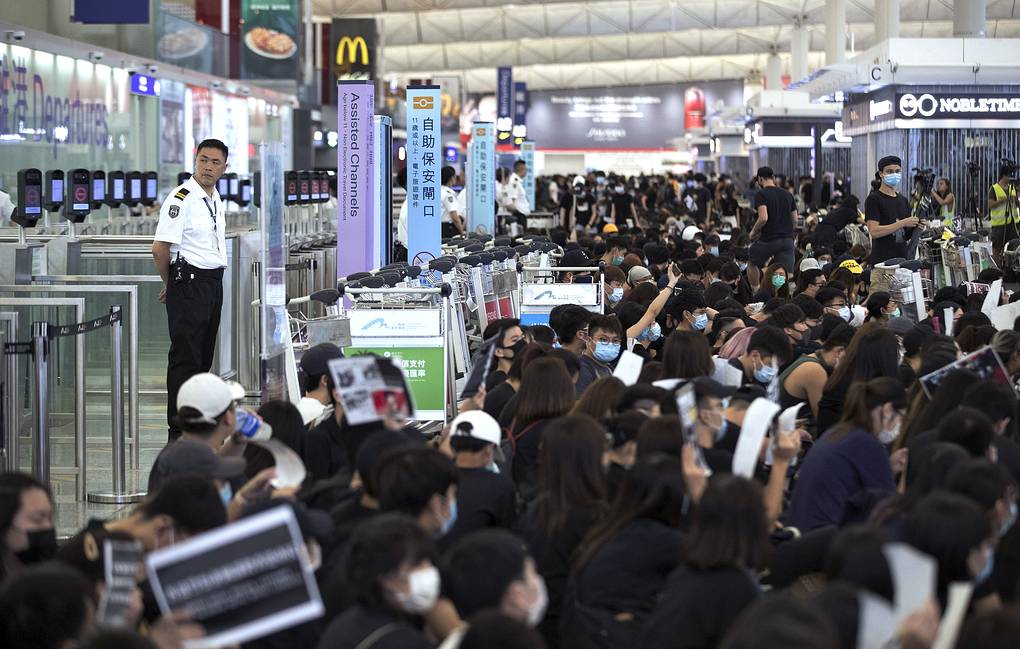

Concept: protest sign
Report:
left=327, top=355, right=415, bottom=425
left=97, top=539, right=144, bottom=629
left=919, top=345, right=1011, bottom=397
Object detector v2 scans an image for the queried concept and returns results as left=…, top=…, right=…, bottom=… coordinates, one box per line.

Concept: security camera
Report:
left=240, top=86, right=251, bottom=95
left=88, top=51, right=104, bottom=62
left=210, top=80, right=223, bottom=89
left=147, top=64, right=159, bottom=74
left=5, top=31, right=25, bottom=42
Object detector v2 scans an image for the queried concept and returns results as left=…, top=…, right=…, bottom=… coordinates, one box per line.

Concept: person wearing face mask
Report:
left=865, top=155, right=918, bottom=265
left=603, top=265, right=627, bottom=310
left=785, top=377, right=905, bottom=533
left=779, top=323, right=855, bottom=421
left=441, top=530, right=549, bottom=649
left=600, top=236, right=629, bottom=268
left=864, top=291, right=901, bottom=325
left=753, top=263, right=790, bottom=303
left=817, top=287, right=853, bottom=324
left=576, top=315, right=623, bottom=397
left=728, top=326, right=791, bottom=391
left=666, top=287, right=710, bottom=335
left=317, top=514, right=440, bottom=649
left=486, top=319, right=527, bottom=391
left=691, top=378, right=737, bottom=464
left=0, top=474, right=56, bottom=582
left=611, top=182, right=638, bottom=227
left=439, top=412, right=517, bottom=553
left=617, top=264, right=681, bottom=357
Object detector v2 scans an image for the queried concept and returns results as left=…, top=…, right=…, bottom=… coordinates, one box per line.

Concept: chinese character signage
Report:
left=496, top=67, right=513, bottom=144
left=405, top=85, right=442, bottom=265
left=241, top=0, right=300, bottom=80
left=512, top=81, right=528, bottom=145
left=469, top=122, right=495, bottom=234
left=338, top=80, right=375, bottom=278
left=520, top=140, right=535, bottom=210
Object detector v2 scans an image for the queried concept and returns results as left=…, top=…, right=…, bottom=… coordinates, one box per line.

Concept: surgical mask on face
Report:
left=594, top=341, right=621, bottom=363
left=884, top=172, right=902, bottom=188
left=888, top=307, right=901, bottom=318
left=612, top=255, right=625, bottom=266
left=219, top=482, right=233, bottom=507
left=505, top=338, right=527, bottom=357
left=878, top=422, right=900, bottom=445
left=438, top=499, right=458, bottom=537
left=839, top=306, right=853, bottom=322
left=645, top=322, right=662, bottom=342
left=14, top=528, right=58, bottom=564
left=526, top=576, right=549, bottom=627
left=609, top=287, right=624, bottom=304
left=738, top=262, right=748, bottom=273
left=395, top=566, right=441, bottom=614
left=771, top=275, right=786, bottom=289
left=973, top=548, right=995, bottom=583
left=754, top=358, right=778, bottom=384
left=709, top=246, right=719, bottom=256
left=1001, top=501, right=1018, bottom=538
left=692, top=313, right=709, bottom=331
left=486, top=461, right=501, bottom=474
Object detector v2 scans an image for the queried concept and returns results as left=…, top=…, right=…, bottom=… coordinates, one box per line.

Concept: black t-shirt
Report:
left=821, top=206, right=858, bottom=231
left=611, top=192, right=634, bottom=220
left=753, top=187, right=796, bottom=241
left=316, top=606, right=430, bottom=649
left=484, top=380, right=516, bottom=421
left=438, top=467, right=517, bottom=552
left=573, top=191, right=594, bottom=223
left=865, top=190, right=911, bottom=264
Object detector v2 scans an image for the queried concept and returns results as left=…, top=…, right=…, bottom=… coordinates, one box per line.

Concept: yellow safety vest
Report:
left=990, top=183, right=1019, bottom=226
left=939, top=194, right=954, bottom=227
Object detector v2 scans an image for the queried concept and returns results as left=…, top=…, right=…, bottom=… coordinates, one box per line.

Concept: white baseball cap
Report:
left=449, top=410, right=504, bottom=458
left=177, top=373, right=237, bottom=424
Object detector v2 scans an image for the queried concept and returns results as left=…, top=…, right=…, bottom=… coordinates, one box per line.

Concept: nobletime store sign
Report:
left=844, top=87, right=1020, bottom=134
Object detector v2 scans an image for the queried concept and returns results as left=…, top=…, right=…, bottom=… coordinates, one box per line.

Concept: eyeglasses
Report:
left=826, top=302, right=848, bottom=309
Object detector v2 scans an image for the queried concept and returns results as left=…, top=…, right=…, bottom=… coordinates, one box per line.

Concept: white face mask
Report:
left=877, top=410, right=901, bottom=445
left=526, top=575, right=549, bottom=627
left=394, top=565, right=441, bottom=614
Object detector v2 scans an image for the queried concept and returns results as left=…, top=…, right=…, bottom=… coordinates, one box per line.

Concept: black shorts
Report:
left=749, top=238, right=796, bottom=272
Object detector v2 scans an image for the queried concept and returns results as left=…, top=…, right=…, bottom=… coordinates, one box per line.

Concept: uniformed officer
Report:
left=152, top=139, right=229, bottom=441
left=510, top=159, right=532, bottom=218
left=441, top=166, right=465, bottom=238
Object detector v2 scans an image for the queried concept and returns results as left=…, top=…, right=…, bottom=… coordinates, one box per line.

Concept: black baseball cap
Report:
left=559, top=249, right=592, bottom=269
left=731, top=385, right=767, bottom=404
left=148, top=439, right=245, bottom=493
left=692, top=377, right=737, bottom=400
left=300, top=343, right=343, bottom=377
left=877, top=155, right=901, bottom=171
left=756, top=166, right=775, bottom=179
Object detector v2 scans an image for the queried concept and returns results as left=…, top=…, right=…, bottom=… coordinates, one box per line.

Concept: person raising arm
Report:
left=625, top=263, right=681, bottom=341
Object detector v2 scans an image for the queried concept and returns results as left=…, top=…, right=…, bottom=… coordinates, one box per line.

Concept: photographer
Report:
left=988, top=163, right=1020, bottom=261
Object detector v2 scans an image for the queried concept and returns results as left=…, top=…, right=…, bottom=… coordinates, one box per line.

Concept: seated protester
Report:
left=907, top=405, right=997, bottom=483
left=640, top=476, right=768, bottom=649
left=557, top=248, right=595, bottom=284
left=604, top=264, right=628, bottom=310
left=617, top=266, right=682, bottom=358
left=439, top=412, right=517, bottom=553
left=898, top=324, right=936, bottom=385
left=458, top=611, right=547, bottom=649
left=954, top=310, right=993, bottom=340
left=562, top=454, right=687, bottom=649
left=485, top=344, right=547, bottom=422
left=573, top=377, right=626, bottom=421
left=548, top=303, right=592, bottom=357
left=786, top=378, right=905, bottom=533
left=242, top=399, right=306, bottom=479
left=899, top=367, right=977, bottom=458
left=689, top=379, right=738, bottom=472
left=994, top=329, right=1020, bottom=382
left=636, top=415, right=729, bottom=476
left=715, top=385, right=767, bottom=454
left=779, top=323, right=855, bottom=419
left=614, top=384, right=667, bottom=418
left=316, top=514, right=438, bottom=649
left=525, top=324, right=556, bottom=346
left=672, top=258, right=705, bottom=290
left=765, top=304, right=815, bottom=360
left=58, top=475, right=225, bottom=566
left=576, top=315, right=624, bottom=397
left=654, top=331, right=714, bottom=390
left=709, top=315, right=745, bottom=354
left=442, top=530, right=548, bottom=649
left=604, top=412, right=646, bottom=496
left=728, top=251, right=756, bottom=305
left=904, top=492, right=995, bottom=610
left=958, top=324, right=998, bottom=354
left=147, top=373, right=247, bottom=495
left=728, top=325, right=792, bottom=392
left=863, top=291, right=901, bottom=326
left=502, top=357, right=576, bottom=502
left=703, top=281, right=733, bottom=311
left=297, top=343, right=343, bottom=426
left=752, top=263, right=790, bottom=303
left=961, top=382, right=1020, bottom=485
left=796, top=268, right=827, bottom=299
left=920, top=300, right=964, bottom=336
left=0, top=474, right=55, bottom=582
left=815, top=325, right=900, bottom=437
left=0, top=564, right=97, bottom=649
left=957, top=607, right=1020, bottom=649
left=665, top=287, right=710, bottom=335
left=628, top=265, right=656, bottom=290
left=717, top=593, right=841, bottom=649
left=792, top=295, right=824, bottom=339
left=519, top=416, right=609, bottom=649
left=484, top=318, right=527, bottom=391
left=322, top=447, right=458, bottom=621
left=816, top=286, right=852, bottom=324
left=620, top=282, right=661, bottom=309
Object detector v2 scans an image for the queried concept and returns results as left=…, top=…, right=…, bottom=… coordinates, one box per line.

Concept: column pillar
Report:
left=825, top=0, right=847, bottom=64
left=791, top=20, right=809, bottom=82
left=876, top=0, right=900, bottom=42
left=765, top=52, right=782, bottom=91
left=954, top=0, right=987, bottom=37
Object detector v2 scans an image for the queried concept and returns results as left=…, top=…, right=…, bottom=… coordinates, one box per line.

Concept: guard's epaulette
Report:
left=173, top=186, right=191, bottom=201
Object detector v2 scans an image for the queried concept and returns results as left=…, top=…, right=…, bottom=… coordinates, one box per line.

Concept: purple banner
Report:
left=496, top=67, right=513, bottom=144
left=338, top=80, right=375, bottom=278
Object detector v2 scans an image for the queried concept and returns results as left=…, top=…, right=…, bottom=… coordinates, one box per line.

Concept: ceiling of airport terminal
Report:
left=314, top=0, right=1020, bottom=89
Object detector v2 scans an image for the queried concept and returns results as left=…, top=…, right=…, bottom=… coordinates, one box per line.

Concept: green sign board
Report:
left=345, top=346, right=445, bottom=416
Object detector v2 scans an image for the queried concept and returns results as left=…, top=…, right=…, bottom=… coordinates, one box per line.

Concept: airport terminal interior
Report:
left=2, top=0, right=1020, bottom=648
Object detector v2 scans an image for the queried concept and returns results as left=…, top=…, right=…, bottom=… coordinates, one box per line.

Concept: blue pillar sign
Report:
left=521, top=140, right=536, bottom=211
left=405, top=85, right=442, bottom=264
left=469, top=122, right=495, bottom=234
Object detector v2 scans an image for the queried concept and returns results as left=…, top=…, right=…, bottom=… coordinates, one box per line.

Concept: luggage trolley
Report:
left=518, top=261, right=606, bottom=328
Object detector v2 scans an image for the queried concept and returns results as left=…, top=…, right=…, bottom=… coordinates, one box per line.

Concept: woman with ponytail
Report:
left=785, top=377, right=907, bottom=533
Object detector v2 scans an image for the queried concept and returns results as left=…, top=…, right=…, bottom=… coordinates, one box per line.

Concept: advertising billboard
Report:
left=241, top=0, right=300, bottom=79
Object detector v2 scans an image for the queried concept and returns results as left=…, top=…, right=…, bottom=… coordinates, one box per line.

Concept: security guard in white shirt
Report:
left=441, top=166, right=466, bottom=238
left=151, top=138, right=229, bottom=441
left=508, top=159, right=532, bottom=231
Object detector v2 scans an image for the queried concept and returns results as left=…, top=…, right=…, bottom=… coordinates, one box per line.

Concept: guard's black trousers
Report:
left=165, top=267, right=224, bottom=440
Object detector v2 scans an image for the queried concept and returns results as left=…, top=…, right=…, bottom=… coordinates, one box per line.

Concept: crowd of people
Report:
left=5, top=162, right=1020, bottom=649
